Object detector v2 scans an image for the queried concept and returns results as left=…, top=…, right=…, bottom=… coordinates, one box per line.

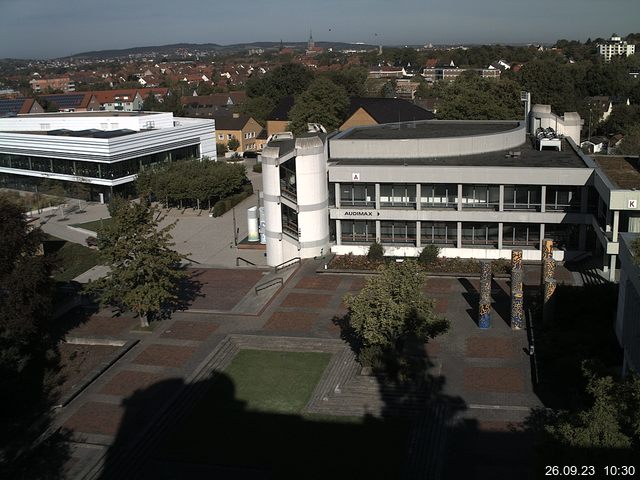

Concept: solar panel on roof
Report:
left=43, top=94, right=85, bottom=109
left=0, top=99, right=27, bottom=116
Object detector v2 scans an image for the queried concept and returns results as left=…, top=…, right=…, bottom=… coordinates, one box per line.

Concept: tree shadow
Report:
left=174, top=268, right=205, bottom=311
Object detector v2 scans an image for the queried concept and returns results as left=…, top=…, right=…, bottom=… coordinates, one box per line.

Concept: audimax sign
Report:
left=343, top=211, right=380, bottom=217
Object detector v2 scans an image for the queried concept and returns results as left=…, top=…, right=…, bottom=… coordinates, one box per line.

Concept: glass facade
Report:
left=461, top=184, right=500, bottom=209
left=503, top=223, right=540, bottom=247
left=281, top=204, right=298, bottom=239
left=421, top=221, right=457, bottom=246
left=279, top=161, right=297, bottom=201
left=546, top=186, right=581, bottom=212
left=380, top=221, right=416, bottom=245
left=341, top=220, right=376, bottom=244
left=380, top=184, right=416, bottom=208
left=503, top=185, right=542, bottom=211
left=545, top=223, right=579, bottom=249
left=0, top=145, right=198, bottom=181
left=421, top=184, right=457, bottom=209
left=461, top=223, right=499, bottom=247
left=340, top=183, right=375, bottom=208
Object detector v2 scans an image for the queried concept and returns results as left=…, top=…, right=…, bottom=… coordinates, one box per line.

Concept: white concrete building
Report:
left=260, top=106, right=640, bottom=279
left=598, top=35, right=636, bottom=62
left=0, top=111, right=215, bottom=202
left=615, top=233, right=640, bottom=374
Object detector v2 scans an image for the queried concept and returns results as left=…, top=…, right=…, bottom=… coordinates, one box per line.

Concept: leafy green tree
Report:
left=599, top=105, right=640, bottom=135
left=88, top=199, right=188, bottom=327
left=616, top=124, right=640, bottom=155
left=288, top=77, right=349, bottom=134
left=519, top=58, right=579, bottom=113
left=380, top=80, right=396, bottom=98
left=239, top=95, right=275, bottom=124
left=322, top=66, right=368, bottom=97
left=367, top=241, right=384, bottom=262
left=216, top=142, right=227, bottom=155
left=245, top=63, right=314, bottom=103
left=142, top=92, right=162, bottom=111
left=437, top=75, right=523, bottom=120
left=418, top=245, right=440, bottom=266
left=227, top=137, right=240, bottom=152
left=344, top=261, right=448, bottom=352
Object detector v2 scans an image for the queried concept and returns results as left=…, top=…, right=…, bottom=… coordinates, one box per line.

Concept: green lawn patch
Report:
left=161, top=349, right=411, bottom=479
left=44, top=236, right=101, bottom=282
left=70, top=217, right=113, bottom=232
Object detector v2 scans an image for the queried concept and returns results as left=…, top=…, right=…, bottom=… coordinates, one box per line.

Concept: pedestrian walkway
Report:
left=47, top=258, right=552, bottom=479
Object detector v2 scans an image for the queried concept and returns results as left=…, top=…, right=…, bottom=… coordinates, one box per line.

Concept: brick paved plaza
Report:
left=52, top=262, right=547, bottom=479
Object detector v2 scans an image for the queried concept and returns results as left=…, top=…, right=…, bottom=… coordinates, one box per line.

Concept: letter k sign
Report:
left=628, top=199, right=637, bottom=209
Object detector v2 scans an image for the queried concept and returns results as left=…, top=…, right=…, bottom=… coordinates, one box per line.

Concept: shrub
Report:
left=367, top=241, right=384, bottom=262
left=211, top=190, right=253, bottom=218
left=418, top=245, right=440, bottom=266
left=252, top=163, right=262, bottom=173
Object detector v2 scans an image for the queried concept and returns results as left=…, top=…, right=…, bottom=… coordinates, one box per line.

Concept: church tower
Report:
left=308, top=30, right=315, bottom=50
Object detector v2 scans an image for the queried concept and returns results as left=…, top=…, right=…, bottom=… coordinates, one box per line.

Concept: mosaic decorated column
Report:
left=541, top=238, right=553, bottom=285
left=510, top=250, right=525, bottom=329
left=478, top=260, right=492, bottom=329
left=543, top=278, right=557, bottom=324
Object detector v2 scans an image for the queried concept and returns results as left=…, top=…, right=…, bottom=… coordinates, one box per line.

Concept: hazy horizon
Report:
left=1, top=0, right=638, bottom=59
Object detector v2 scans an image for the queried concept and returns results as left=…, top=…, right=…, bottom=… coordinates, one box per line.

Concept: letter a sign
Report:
left=352, top=172, right=360, bottom=181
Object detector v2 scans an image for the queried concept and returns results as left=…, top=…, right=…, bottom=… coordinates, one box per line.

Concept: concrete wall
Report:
left=0, top=112, right=175, bottom=131
left=530, top=104, right=582, bottom=145
left=330, top=121, right=526, bottom=159
left=616, top=233, right=640, bottom=373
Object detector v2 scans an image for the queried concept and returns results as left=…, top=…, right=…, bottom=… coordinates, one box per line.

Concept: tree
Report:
left=142, top=92, right=162, bottom=111
left=343, top=261, right=448, bottom=353
left=519, top=58, right=579, bottom=113
left=322, top=66, right=368, bottom=97
left=227, top=137, right=240, bottom=152
left=418, top=245, right=440, bottom=266
left=239, top=95, right=275, bottom=125
left=380, top=80, right=396, bottom=98
left=87, top=199, right=188, bottom=327
left=245, top=63, right=314, bottom=103
left=437, top=75, right=523, bottom=120
left=288, top=77, right=349, bottom=134
left=367, top=241, right=384, bottom=262
left=616, top=124, right=640, bottom=155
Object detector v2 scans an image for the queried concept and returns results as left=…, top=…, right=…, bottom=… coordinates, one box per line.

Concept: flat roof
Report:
left=339, top=120, right=520, bottom=140
left=17, top=111, right=159, bottom=118
left=0, top=128, right=140, bottom=138
left=595, top=156, right=640, bottom=189
left=330, top=137, right=587, bottom=168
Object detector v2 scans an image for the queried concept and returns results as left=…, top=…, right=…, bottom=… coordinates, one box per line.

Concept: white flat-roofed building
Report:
left=598, top=35, right=636, bottom=62
left=0, top=111, right=215, bottom=202
left=261, top=105, right=640, bottom=279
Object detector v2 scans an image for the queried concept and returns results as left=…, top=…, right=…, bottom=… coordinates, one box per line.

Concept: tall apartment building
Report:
left=598, top=35, right=636, bottom=62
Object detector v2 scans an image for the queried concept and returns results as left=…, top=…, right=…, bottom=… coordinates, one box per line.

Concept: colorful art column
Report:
left=479, top=260, right=492, bottom=329
left=541, top=239, right=556, bottom=324
left=510, top=249, right=525, bottom=330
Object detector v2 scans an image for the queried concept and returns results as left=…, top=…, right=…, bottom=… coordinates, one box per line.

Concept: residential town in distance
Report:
left=1, top=22, right=640, bottom=480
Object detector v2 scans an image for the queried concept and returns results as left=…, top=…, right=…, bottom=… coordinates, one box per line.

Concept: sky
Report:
left=1, top=0, right=639, bottom=59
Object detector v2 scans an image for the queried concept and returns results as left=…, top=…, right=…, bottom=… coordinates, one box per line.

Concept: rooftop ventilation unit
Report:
left=536, top=127, right=562, bottom=151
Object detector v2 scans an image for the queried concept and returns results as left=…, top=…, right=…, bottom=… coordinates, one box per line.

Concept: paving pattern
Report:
left=49, top=261, right=561, bottom=479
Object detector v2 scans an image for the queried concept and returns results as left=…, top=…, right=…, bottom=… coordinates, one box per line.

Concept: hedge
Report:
left=212, top=184, right=254, bottom=217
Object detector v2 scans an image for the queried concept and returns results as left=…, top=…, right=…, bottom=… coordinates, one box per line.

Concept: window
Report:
left=545, top=224, right=579, bottom=250
left=218, top=134, right=224, bottom=140
left=380, top=221, right=416, bottom=245
left=380, top=184, right=416, bottom=208
left=503, top=185, right=541, bottom=210
left=421, top=184, right=457, bottom=208
left=341, top=220, right=375, bottom=244
left=282, top=204, right=298, bottom=239
left=503, top=223, right=540, bottom=247
left=461, top=184, right=500, bottom=209
left=461, top=223, right=499, bottom=247
left=546, top=186, right=580, bottom=212
left=340, top=183, right=375, bottom=208
left=227, top=134, right=233, bottom=140
left=421, top=221, right=457, bottom=246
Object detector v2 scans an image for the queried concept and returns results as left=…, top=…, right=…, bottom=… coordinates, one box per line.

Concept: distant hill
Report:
left=68, top=41, right=377, bottom=59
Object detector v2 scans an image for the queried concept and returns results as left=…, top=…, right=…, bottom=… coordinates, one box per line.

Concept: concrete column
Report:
left=335, top=219, right=342, bottom=245
left=612, top=210, right=620, bottom=242
left=578, top=224, right=587, bottom=251
left=609, top=254, right=617, bottom=281
left=334, top=182, right=341, bottom=208
left=415, top=183, right=421, bottom=211
left=499, top=185, right=504, bottom=212
left=457, top=184, right=463, bottom=211
left=376, top=220, right=381, bottom=243
left=580, top=186, right=588, bottom=213
left=498, top=222, right=503, bottom=250
left=539, top=224, right=545, bottom=252
left=540, top=185, right=546, bottom=213
left=416, top=221, right=421, bottom=248
left=605, top=208, right=612, bottom=233
left=457, top=221, right=462, bottom=249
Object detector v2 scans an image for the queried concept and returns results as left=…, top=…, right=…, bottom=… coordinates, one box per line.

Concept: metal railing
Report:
left=236, top=257, right=257, bottom=266
left=255, top=277, right=283, bottom=294
left=274, top=257, right=301, bottom=273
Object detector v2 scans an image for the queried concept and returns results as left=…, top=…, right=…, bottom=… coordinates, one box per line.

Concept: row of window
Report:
left=0, top=145, right=198, bottom=180
left=334, top=183, right=583, bottom=212
left=338, top=220, right=579, bottom=249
